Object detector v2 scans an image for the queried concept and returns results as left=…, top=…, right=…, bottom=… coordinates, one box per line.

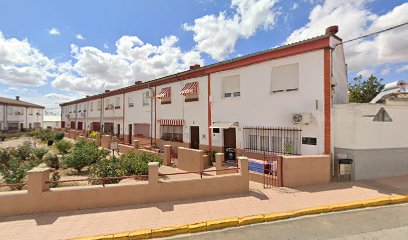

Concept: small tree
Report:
left=33, top=148, right=49, bottom=160
left=63, top=141, right=109, bottom=172
left=119, top=151, right=163, bottom=175
left=90, top=157, right=123, bottom=185
left=55, top=140, right=73, bottom=155
left=44, top=153, right=60, bottom=169
left=349, top=75, right=384, bottom=103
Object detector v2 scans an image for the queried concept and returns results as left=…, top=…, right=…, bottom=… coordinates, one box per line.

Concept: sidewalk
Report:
left=1, top=175, right=408, bottom=240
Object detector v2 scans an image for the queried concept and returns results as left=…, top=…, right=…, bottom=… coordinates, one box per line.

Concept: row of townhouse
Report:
left=60, top=26, right=348, bottom=158
left=0, top=96, right=44, bottom=131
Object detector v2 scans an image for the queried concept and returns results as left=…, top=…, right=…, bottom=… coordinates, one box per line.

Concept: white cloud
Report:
left=103, top=43, right=109, bottom=49
left=397, top=65, right=408, bottom=73
left=183, top=0, right=278, bottom=60
left=52, top=35, right=204, bottom=94
left=292, top=3, right=299, bottom=10
left=49, top=28, right=60, bottom=36
left=286, top=1, right=408, bottom=73
left=0, top=32, right=56, bottom=86
left=76, top=34, right=85, bottom=40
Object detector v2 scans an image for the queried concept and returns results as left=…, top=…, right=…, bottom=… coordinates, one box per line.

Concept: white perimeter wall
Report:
left=334, top=103, right=408, bottom=149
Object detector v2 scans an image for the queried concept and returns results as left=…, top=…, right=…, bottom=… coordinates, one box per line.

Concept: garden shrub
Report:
left=89, top=131, right=98, bottom=138
left=55, top=140, right=73, bottom=154
left=49, top=172, right=61, bottom=188
left=33, top=147, right=48, bottom=160
left=90, top=158, right=123, bottom=185
left=44, top=153, right=59, bottom=169
left=13, top=142, right=34, bottom=161
left=0, top=133, right=5, bottom=142
left=0, top=149, right=27, bottom=190
left=63, top=141, right=109, bottom=172
left=119, top=151, right=163, bottom=175
left=54, top=131, right=65, bottom=141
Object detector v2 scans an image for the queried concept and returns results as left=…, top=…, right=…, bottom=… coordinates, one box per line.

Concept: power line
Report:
left=335, top=21, right=408, bottom=47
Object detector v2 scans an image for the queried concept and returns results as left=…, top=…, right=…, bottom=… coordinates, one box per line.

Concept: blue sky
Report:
left=0, top=0, right=408, bottom=112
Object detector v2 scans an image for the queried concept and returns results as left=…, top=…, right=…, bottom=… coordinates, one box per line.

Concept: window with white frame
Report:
left=128, top=96, right=134, bottom=107
left=222, top=75, right=240, bottom=98
left=29, top=108, right=33, bottom=115
left=160, top=125, right=183, bottom=142
left=97, top=100, right=102, bottom=110
left=105, top=99, right=113, bottom=110
left=115, top=96, right=121, bottom=109
left=271, top=63, right=299, bottom=93
left=90, top=102, right=94, bottom=111
left=143, top=91, right=151, bottom=106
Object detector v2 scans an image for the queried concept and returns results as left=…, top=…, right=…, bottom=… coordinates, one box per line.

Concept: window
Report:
left=373, top=107, right=392, bottom=122
left=90, top=102, right=94, bottom=111
left=157, top=87, right=171, bottom=104
left=271, top=63, right=299, bottom=93
left=161, top=125, right=183, bottom=142
left=249, top=135, right=257, bottom=150
left=105, top=99, right=113, bottom=110
left=260, top=136, right=269, bottom=151
left=181, top=82, right=199, bottom=102
left=143, top=91, right=151, bottom=106
left=97, top=100, right=101, bottom=110
left=78, top=104, right=82, bottom=112
left=115, top=96, right=121, bottom=109
left=128, top=96, right=134, bottom=107
left=29, top=108, right=33, bottom=115
left=222, top=75, right=240, bottom=98
left=7, top=107, right=12, bottom=115
left=134, top=123, right=150, bottom=137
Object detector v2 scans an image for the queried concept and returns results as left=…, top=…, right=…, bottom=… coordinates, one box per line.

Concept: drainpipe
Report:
left=122, top=93, right=125, bottom=139
left=148, top=83, right=154, bottom=146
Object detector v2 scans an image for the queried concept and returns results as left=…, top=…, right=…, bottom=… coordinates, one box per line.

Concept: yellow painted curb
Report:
left=128, top=230, right=151, bottom=240
left=292, top=205, right=331, bottom=217
left=206, top=217, right=239, bottom=230
left=70, top=195, right=408, bottom=240
left=188, top=222, right=207, bottom=233
left=151, top=225, right=189, bottom=238
left=263, top=211, right=296, bottom=222
left=238, top=214, right=265, bottom=225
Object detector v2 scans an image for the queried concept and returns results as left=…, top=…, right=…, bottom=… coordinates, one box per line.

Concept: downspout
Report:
left=25, top=107, right=28, bottom=129
left=207, top=74, right=212, bottom=152
left=122, top=93, right=125, bottom=138
left=148, top=83, right=153, bottom=146
left=154, top=86, right=157, bottom=146
left=100, top=97, right=104, bottom=132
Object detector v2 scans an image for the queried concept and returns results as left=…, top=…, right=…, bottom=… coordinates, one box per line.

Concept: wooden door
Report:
left=223, top=128, right=236, bottom=161
left=190, top=126, right=200, bottom=149
left=70, top=121, right=75, bottom=129
left=128, top=124, right=133, bottom=144
left=61, top=121, right=65, bottom=128
left=77, top=122, right=83, bottom=130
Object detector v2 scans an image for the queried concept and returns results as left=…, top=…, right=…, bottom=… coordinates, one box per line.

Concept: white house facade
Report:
left=0, top=96, right=44, bottom=131
left=61, top=26, right=348, bottom=159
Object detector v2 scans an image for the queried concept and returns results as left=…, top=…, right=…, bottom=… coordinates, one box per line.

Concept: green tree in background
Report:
left=349, top=75, right=385, bottom=103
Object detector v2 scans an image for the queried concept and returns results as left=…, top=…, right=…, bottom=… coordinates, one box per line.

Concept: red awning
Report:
left=156, top=87, right=171, bottom=99
left=180, top=82, right=198, bottom=95
left=157, top=119, right=184, bottom=126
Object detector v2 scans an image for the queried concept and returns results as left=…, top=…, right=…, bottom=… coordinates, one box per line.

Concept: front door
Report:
left=61, top=121, right=65, bottom=128
left=223, top=128, right=236, bottom=161
left=77, top=122, right=83, bottom=130
left=190, top=126, right=200, bottom=149
left=70, top=121, right=75, bottom=129
left=128, top=124, right=133, bottom=144
left=29, top=123, right=32, bottom=129
left=20, top=123, right=24, bottom=130
left=117, top=124, right=121, bottom=137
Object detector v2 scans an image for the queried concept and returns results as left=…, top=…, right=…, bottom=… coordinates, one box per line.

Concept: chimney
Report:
left=135, top=81, right=142, bottom=85
left=86, top=95, right=90, bottom=98
left=325, top=26, right=339, bottom=35
left=189, top=64, right=201, bottom=70
left=105, top=90, right=110, bottom=93
left=16, top=96, right=20, bottom=101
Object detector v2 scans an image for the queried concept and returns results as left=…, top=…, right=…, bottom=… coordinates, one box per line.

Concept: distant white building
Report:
left=0, top=96, right=44, bottom=131
left=43, top=115, right=61, bottom=129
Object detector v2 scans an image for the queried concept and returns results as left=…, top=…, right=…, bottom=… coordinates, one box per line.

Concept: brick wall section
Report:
left=324, top=48, right=331, bottom=154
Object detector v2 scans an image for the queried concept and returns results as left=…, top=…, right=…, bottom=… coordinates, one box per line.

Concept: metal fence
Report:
left=243, top=126, right=302, bottom=155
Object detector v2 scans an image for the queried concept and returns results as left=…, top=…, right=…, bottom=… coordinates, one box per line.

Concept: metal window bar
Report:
left=243, top=126, right=302, bottom=155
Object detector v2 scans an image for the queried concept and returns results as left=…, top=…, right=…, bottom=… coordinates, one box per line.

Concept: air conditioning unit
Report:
left=292, top=112, right=313, bottom=125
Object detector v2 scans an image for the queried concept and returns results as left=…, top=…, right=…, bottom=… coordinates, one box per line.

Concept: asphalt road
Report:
left=162, top=203, right=408, bottom=240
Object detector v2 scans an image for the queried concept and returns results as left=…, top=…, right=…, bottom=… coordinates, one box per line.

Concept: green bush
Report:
left=90, top=158, right=123, bottom=185
left=44, top=153, right=59, bottom=169
left=55, top=140, right=73, bottom=154
left=119, top=151, right=163, bottom=175
left=33, top=148, right=48, bottom=160
left=49, top=172, right=61, bottom=188
left=0, top=149, right=27, bottom=190
left=63, top=141, right=109, bottom=172
left=13, top=142, right=34, bottom=161
left=0, top=133, right=5, bottom=142
left=54, top=131, right=65, bottom=141
left=89, top=131, right=98, bottom=138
